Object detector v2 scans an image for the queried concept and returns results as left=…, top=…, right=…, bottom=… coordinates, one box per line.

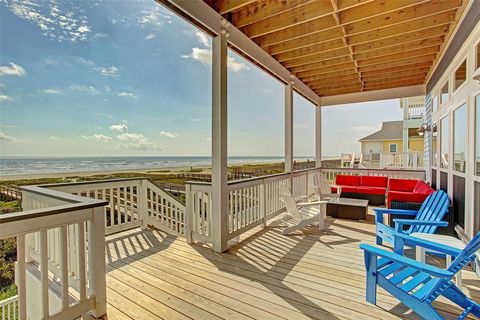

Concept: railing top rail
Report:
left=0, top=295, right=17, bottom=306
left=38, top=177, right=145, bottom=188
left=321, top=167, right=426, bottom=174
left=1, top=185, right=108, bottom=224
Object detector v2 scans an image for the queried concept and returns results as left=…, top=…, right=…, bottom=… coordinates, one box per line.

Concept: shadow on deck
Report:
left=101, top=218, right=479, bottom=320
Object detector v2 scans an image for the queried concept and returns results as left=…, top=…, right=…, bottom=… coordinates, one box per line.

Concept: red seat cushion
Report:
left=357, top=186, right=386, bottom=195
left=335, top=175, right=360, bottom=186
left=360, top=176, right=388, bottom=188
left=389, top=179, right=418, bottom=192
left=413, top=181, right=435, bottom=195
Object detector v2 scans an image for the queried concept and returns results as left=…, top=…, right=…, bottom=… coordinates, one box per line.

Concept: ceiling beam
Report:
left=319, top=85, right=426, bottom=106
left=298, top=67, right=357, bottom=82
left=360, top=61, right=433, bottom=77
left=357, top=47, right=439, bottom=67
left=232, top=0, right=316, bottom=28
left=282, top=47, right=352, bottom=68
left=354, top=38, right=444, bottom=61
left=214, top=0, right=257, bottom=14
left=345, top=0, right=462, bottom=36
left=295, top=62, right=356, bottom=78
left=241, top=1, right=333, bottom=38
left=274, top=38, right=346, bottom=62
left=359, top=54, right=437, bottom=72
left=364, top=77, right=426, bottom=90
left=290, top=56, right=353, bottom=73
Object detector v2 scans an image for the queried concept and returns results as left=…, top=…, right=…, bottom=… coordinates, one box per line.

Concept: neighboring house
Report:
left=360, top=96, right=425, bottom=155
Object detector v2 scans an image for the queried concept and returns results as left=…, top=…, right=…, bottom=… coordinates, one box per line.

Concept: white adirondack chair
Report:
left=312, top=172, right=340, bottom=201
left=279, top=183, right=327, bottom=235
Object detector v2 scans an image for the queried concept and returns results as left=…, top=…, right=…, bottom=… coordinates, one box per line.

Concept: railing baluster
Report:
left=60, top=225, right=69, bottom=310
left=77, top=222, right=86, bottom=302
left=40, top=230, right=49, bottom=319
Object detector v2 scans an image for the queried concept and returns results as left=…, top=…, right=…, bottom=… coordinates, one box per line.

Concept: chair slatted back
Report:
left=313, top=173, right=331, bottom=198
left=448, top=232, right=480, bottom=275
left=410, top=190, right=449, bottom=234
left=279, top=183, right=301, bottom=220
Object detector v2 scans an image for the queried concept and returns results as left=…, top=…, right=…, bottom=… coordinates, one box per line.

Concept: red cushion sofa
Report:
left=387, top=179, right=435, bottom=208
left=331, top=175, right=388, bottom=205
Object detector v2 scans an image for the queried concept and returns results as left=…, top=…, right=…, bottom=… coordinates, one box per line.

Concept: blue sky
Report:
left=0, top=0, right=403, bottom=158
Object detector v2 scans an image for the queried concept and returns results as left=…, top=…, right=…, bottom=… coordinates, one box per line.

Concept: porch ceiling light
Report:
left=416, top=123, right=430, bottom=136
left=432, top=123, right=438, bottom=137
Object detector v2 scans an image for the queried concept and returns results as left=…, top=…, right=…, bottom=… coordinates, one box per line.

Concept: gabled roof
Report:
left=359, top=121, right=403, bottom=142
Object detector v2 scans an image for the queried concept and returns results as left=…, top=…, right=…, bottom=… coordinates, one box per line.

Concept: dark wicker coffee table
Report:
left=326, top=198, right=369, bottom=220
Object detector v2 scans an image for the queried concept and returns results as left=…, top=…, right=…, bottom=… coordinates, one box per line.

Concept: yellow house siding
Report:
left=409, top=138, right=424, bottom=152
left=383, top=140, right=402, bottom=152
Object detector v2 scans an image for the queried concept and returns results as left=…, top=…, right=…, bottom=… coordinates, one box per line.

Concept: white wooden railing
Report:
left=185, top=169, right=320, bottom=244
left=0, top=295, right=18, bottom=320
left=0, top=186, right=108, bottom=320
left=380, top=152, right=424, bottom=169
left=49, top=178, right=185, bottom=236
left=407, top=104, right=424, bottom=119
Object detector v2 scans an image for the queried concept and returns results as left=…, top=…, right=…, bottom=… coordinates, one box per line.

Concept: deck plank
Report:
left=102, top=218, right=477, bottom=320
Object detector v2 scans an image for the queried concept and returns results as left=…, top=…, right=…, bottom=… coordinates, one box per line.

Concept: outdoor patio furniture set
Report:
left=279, top=173, right=479, bottom=319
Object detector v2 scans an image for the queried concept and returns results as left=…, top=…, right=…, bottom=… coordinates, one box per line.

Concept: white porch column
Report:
left=211, top=34, right=228, bottom=253
left=315, top=104, right=322, bottom=168
left=403, top=98, right=409, bottom=152
left=285, top=84, right=293, bottom=173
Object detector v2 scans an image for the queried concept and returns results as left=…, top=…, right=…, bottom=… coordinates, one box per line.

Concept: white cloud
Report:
left=110, top=124, right=128, bottom=133
left=195, top=31, right=210, bottom=47
left=43, top=88, right=61, bottom=94
left=95, top=66, right=119, bottom=77
left=0, top=132, right=18, bottom=143
left=117, top=132, right=159, bottom=151
left=49, top=135, right=61, bottom=140
left=0, top=62, right=26, bottom=76
left=145, top=33, right=156, bottom=40
left=4, top=1, right=92, bottom=42
left=182, top=48, right=249, bottom=72
left=0, top=95, right=13, bottom=102
left=69, top=85, right=99, bottom=94
left=78, top=57, right=95, bottom=66
left=80, top=134, right=112, bottom=142
left=117, top=92, right=137, bottom=99
left=160, top=131, right=179, bottom=139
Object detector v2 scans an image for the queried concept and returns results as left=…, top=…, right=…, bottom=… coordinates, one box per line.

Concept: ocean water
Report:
left=0, top=156, right=314, bottom=177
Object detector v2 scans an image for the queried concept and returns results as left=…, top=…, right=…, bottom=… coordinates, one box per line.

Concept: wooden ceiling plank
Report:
left=265, top=10, right=454, bottom=54
left=310, top=78, right=363, bottom=88
left=298, top=68, right=358, bottom=82
left=360, top=61, right=432, bottom=77
left=340, top=0, right=427, bottom=25
left=290, top=55, right=353, bottom=73
left=274, top=38, right=346, bottom=62
left=362, top=67, right=431, bottom=80
left=345, top=0, right=462, bottom=36
left=359, top=54, right=436, bottom=72
left=305, top=74, right=361, bottom=86
left=347, top=11, right=456, bottom=46
left=232, top=0, right=316, bottom=28
left=254, top=15, right=338, bottom=47
left=241, top=1, right=334, bottom=38
left=215, top=0, right=257, bottom=15
left=364, top=73, right=428, bottom=85
left=282, top=47, right=352, bottom=68
left=365, top=79, right=426, bottom=90
left=357, top=46, right=439, bottom=67
left=354, top=38, right=444, bottom=61
left=295, top=62, right=356, bottom=78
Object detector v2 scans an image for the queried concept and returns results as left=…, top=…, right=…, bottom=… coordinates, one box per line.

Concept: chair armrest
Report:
left=298, top=201, right=328, bottom=207
left=373, top=208, right=418, bottom=216
left=393, top=233, right=462, bottom=257
left=360, top=244, right=453, bottom=278
left=393, top=219, right=448, bottom=233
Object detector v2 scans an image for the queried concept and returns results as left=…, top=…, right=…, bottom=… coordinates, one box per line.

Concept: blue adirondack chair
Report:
left=374, top=190, right=449, bottom=245
left=360, top=232, right=480, bottom=319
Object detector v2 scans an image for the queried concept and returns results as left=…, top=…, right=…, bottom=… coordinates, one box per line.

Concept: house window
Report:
left=453, top=104, right=467, bottom=173
left=454, top=60, right=466, bottom=90
left=432, top=95, right=439, bottom=113
left=441, top=82, right=449, bottom=105
left=440, top=116, right=449, bottom=169
left=476, top=95, right=480, bottom=175
left=389, top=144, right=397, bottom=153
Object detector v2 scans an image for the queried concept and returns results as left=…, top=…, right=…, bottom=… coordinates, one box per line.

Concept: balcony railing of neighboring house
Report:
left=407, top=103, right=424, bottom=120
left=341, top=152, right=424, bottom=170
left=380, top=151, right=424, bottom=170
left=0, top=168, right=427, bottom=318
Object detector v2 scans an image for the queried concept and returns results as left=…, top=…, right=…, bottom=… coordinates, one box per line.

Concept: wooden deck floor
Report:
left=102, top=218, right=480, bottom=320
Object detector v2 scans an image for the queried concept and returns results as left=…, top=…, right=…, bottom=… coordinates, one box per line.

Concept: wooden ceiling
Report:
left=204, top=0, right=468, bottom=97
